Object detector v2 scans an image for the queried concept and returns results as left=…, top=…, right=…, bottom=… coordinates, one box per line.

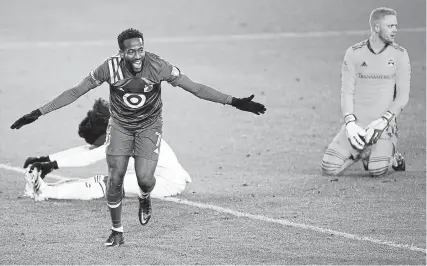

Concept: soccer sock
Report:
left=139, top=191, right=150, bottom=199
left=107, top=187, right=124, bottom=229
left=108, top=201, right=123, bottom=229
left=111, top=225, right=123, bottom=233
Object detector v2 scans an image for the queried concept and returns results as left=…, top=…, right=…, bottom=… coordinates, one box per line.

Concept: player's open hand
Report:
left=231, top=95, right=267, bottom=115
left=23, top=156, right=51, bottom=169
left=29, top=161, right=59, bottom=179
left=10, top=109, right=42, bottom=130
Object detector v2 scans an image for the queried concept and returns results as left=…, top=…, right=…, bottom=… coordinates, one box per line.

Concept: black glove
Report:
left=29, top=161, right=59, bottom=179
left=10, top=109, right=42, bottom=129
left=231, top=95, right=266, bottom=115
left=23, top=156, right=51, bottom=168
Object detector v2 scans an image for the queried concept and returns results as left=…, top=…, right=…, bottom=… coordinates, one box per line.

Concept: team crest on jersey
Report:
left=141, top=77, right=154, bottom=92
left=388, top=58, right=395, bottom=67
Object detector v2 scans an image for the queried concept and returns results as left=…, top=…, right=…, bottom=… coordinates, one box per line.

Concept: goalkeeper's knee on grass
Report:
left=321, top=150, right=354, bottom=176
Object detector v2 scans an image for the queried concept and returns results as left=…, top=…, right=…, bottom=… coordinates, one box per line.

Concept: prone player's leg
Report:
left=38, top=175, right=107, bottom=200
left=134, top=118, right=162, bottom=225
left=321, top=126, right=362, bottom=175
left=104, top=123, right=133, bottom=247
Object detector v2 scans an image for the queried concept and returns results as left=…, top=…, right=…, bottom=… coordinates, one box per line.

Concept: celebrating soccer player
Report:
left=11, top=28, right=267, bottom=247
left=22, top=98, right=191, bottom=202
left=321, top=7, right=409, bottom=176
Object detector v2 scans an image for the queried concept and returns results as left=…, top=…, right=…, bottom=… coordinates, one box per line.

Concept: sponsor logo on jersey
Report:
left=357, top=73, right=396, bottom=80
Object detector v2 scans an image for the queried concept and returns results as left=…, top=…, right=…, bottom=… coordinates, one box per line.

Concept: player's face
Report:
left=121, top=38, right=145, bottom=72
left=378, top=15, right=398, bottom=44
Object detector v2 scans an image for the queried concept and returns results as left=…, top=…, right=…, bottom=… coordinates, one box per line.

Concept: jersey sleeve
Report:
left=340, top=47, right=357, bottom=118
left=89, top=59, right=111, bottom=85
left=38, top=60, right=111, bottom=115
left=388, top=49, right=411, bottom=116
left=158, top=59, right=185, bottom=87
left=49, top=144, right=106, bottom=168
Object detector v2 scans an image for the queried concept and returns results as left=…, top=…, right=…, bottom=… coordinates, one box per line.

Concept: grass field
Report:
left=0, top=0, right=426, bottom=264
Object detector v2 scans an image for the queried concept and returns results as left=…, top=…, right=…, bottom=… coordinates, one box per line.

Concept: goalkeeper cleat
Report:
left=392, top=152, right=405, bottom=171
left=138, top=194, right=152, bottom=226
left=104, top=230, right=124, bottom=247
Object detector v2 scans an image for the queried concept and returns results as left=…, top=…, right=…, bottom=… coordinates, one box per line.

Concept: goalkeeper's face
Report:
left=378, top=15, right=398, bottom=44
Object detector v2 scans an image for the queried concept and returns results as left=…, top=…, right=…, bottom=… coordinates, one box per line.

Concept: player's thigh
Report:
left=322, top=127, right=355, bottom=165
left=134, top=118, right=162, bottom=161
left=134, top=156, right=158, bottom=180
left=105, top=122, right=134, bottom=156
left=368, top=137, right=395, bottom=172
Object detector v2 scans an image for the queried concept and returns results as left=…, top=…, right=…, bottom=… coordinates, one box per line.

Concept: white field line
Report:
left=0, top=162, right=425, bottom=254
left=0, top=28, right=424, bottom=49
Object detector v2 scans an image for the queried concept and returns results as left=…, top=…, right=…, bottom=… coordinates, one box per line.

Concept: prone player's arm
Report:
left=340, top=48, right=356, bottom=118
left=388, top=50, right=411, bottom=117
left=49, top=144, right=106, bottom=168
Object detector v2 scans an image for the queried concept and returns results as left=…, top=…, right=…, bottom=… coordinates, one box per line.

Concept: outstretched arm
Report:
left=177, top=75, right=266, bottom=115
left=158, top=61, right=266, bottom=115
left=49, top=144, right=106, bottom=168
left=10, top=76, right=99, bottom=129
left=10, top=57, right=111, bottom=130
left=26, top=144, right=106, bottom=178
left=39, top=76, right=99, bottom=115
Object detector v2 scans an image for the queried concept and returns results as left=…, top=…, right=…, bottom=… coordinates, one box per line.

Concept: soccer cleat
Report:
left=138, top=195, right=152, bottom=225
left=23, top=182, right=35, bottom=198
left=362, top=159, right=369, bottom=171
left=23, top=170, right=37, bottom=198
left=104, top=230, right=124, bottom=247
left=392, top=152, right=405, bottom=171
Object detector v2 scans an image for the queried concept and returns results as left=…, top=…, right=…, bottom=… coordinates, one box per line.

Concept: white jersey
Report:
left=341, top=39, right=411, bottom=127
left=47, top=139, right=191, bottom=198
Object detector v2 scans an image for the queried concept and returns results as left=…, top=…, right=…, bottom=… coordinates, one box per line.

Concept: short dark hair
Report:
left=78, top=98, right=110, bottom=145
left=117, top=28, right=144, bottom=50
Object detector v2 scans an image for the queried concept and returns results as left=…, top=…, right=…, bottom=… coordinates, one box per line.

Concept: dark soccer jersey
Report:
left=90, top=52, right=183, bottom=130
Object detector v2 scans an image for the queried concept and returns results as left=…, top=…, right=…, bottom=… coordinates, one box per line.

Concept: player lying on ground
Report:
left=11, top=27, right=267, bottom=247
left=321, top=7, right=408, bottom=176
left=23, top=99, right=191, bottom=201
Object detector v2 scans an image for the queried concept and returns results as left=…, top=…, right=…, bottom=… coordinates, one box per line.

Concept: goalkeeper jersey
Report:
left=341, top=39, right=411, bottom=127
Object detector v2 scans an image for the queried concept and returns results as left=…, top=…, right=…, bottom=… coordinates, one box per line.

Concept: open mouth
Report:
left=132, top=59, right=142, bottom=69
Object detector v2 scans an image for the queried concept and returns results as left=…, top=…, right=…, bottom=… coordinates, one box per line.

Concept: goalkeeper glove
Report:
left=364, top=111, right=395, bottom=145
left=231, top=95, right=266, bottom=115
left=10, top=109, right=42, bottom=129
left=344, top=114, right=366, bottom=150
left=29, top=161, right=59, bottom=179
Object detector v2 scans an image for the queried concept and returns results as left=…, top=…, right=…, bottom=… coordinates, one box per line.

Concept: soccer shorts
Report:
left=105, top=117, right=163, bottom=160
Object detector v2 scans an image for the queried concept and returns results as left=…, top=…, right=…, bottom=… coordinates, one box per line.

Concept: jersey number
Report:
left=123, top=93, right=146, bottom=109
